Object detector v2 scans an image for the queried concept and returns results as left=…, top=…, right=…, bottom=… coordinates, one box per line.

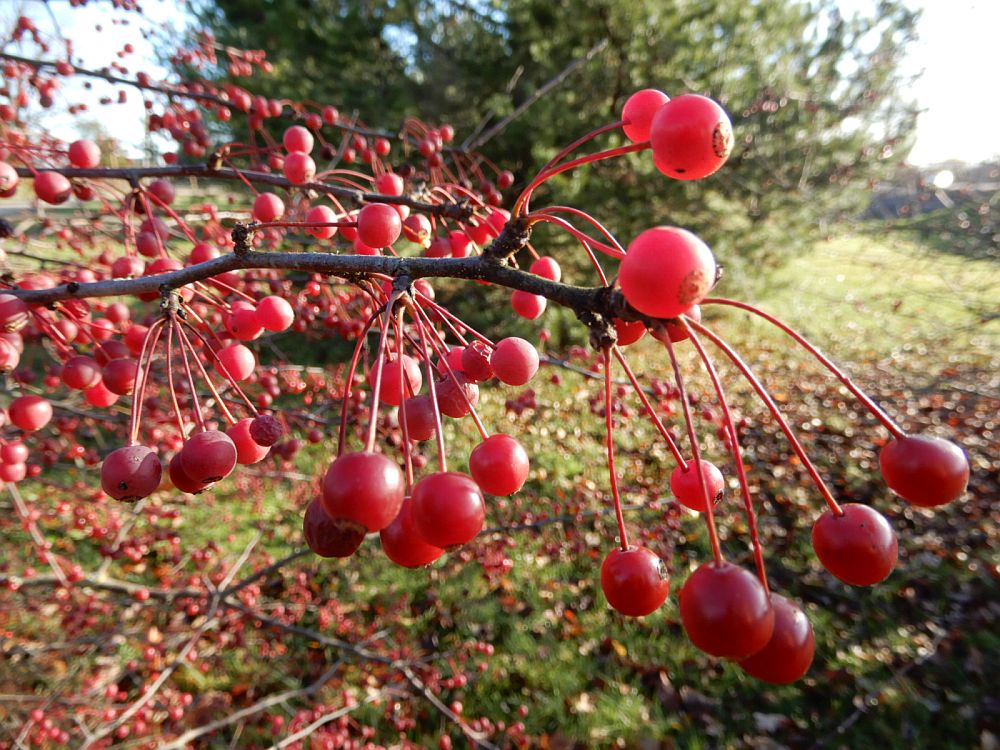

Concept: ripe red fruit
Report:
left=282, top=125, right=314, bottom=154
left=0, top=463, right=26, bottom=482
left=529, top=256, right=561, bottom=282
left=511, top=291, right=546, bottom=319
left=401, top=395, right=437, bottom=441
left=0, top=161, right=19, bottom=193
left=811, top=503, right=898, bottom=586
left=460, top=341, right=494, bottom=382
left=9, top=395, right=53, bottom=431
left=227, top=418, right=270, bottom=465
left=216, top=343, right=255, bottom=382
left=68, top=139, right=101, bottom=168
left=600, top=546, right=671, bottom=617
left=368, top=354, right=422, bottom=406
left=168, top=452, right=210, bottom=494
left=180, top=430, right=238, bottom=483
left=34, top=171, right=72, bottom=204
left=321, top=451, right=405, bottom=532
left=650, top=305, right=702, bottom=344
left=380, top=497, right=444, bottom=567
left=469, top=434, right=529, bottom=496
left=0, top=294, right=29, bottom=332
left=738, top=593, right=815, bottom=684
left=256, top=295, right=295, bottom=331
left=84, top=380, right=118, bottom=407
left=0, top=337, right=19, bottom=372
left=147, top=179, right=176, bottom=205
left=229, top=307, right=264, bottom=341
left=102, top=358, right=138, bottom=395
left=1, top=442, right=28, bottom=464
left=252, top=192, right=285, bottom=222
left=304, top=497, right=366, bottom=558
left=375, top=172, right=404, bottom=195
left=622, top=88, right=670, bottom=143
left=649, top=94, right=733, bottom=180
left=490, top=337, right=539, bottom=386
left=619, top=227, right=716, bottom=319
left=679, top=561, right=774, bottom=659
left=613, top=318, right=646, bottom=346
left=879, top=435, right=969, bottom=507
left=410, top=471, right=485, bottom=549
left=101, top=445, right=162, bottom=501
left=305, top=205, right=338, bottom=239
left=357, top=203, right=402, bottom=248
left=61, top=355, right=102, bottom=390
left=669, top=459, right=724, bottom=512
left=497, top=170, right=515, bottom=189
left=434, top=373, right=479, bottom=418
left=403, top=213, right=432, bottom=245
left=449, top=230, right=472, bottom=257
left=283, top=151, right=316, bottom=184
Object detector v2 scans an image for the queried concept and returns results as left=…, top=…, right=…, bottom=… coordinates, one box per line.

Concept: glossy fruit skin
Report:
left=669, top=459, right=725, bottom=512
left=619, top=227, right=716, bottom=319
left=380, top=497, right=445, bottom=568
left=511, top=291, right=546, bottom=319
left=490, top=337, right=539, bottom=386
left=227, top=418, right=270, bottom=465
left=9, top=395, right=53, bottom=431
left=61, top=355, right=102, bottom=390
left=102, top=358, right=138, bottom=395
left=621, top=88, right=670, bottom=143
left=411, top=471, right=485, bottom=549
left=369, top=354, right=422, bottom=407
left=34, top=171, right=72, bottom=204
left=68, top=139, right=101, bottom=168
left=282, top=125, right=314, bottom=154
left=321, top=451, right=405, bottom=532
left=252, top=192, right=285, bottom=222
left=649, top=94, right=733, bottom=180
left=357, top=203, right=402, bottom=248
left=613, top=318, right=646, bottom=346
left=469, top=434, right=530, bottom=496
left=282, top=151, right=316, bottom=184
left=101, top=445, right=162, bottom=502
left=256, top=295, right=295, bottom=331
left=168, top=452, right=210, bottom=494
left=738, top=593, right=815, bottom=684
left=879, top=435, right=969, bottom=507
left=303, top=497, right=366, bottom=558
left=216, top=343, right=256, bottom=382
left=812, top=503, right=897, bottom=586
left=460, top=341, right=494, bottom=382
left=1, top=442, right=28, bottom=464
left=305, top=205, right=337, bottom=239
left=180, top=430, right=238, bottom=484
left=679, top=561, right=774, bottom=659
left=600, top=546, right=671, bottom=617
left=0, top=294, right=29, bottom=332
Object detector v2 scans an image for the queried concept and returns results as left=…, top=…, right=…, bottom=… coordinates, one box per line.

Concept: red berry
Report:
left=679, top=561, right=774, bottom=659
left=102, top=358, right=138, bottom=395
left=613, top=318, right=646, bottom=346
left=227, top=418, right=270, bottom=465
left=256, top=295, right=295, bottom=332
left=9, top=395, right=53, bottom=431
left=0, top=294, right=29, bottom=332
left=305, top=205, right=338, bottom=239
left=369, top=354, right=423, bottom=407
left=669, top=459, right=724, bottom=512
left=460, top=341, right=494, bottom=382
left=61, top=355, right=102, bottom=390
left=410, top=471, right=485, bottom=549
left=357, top=203, right=402, bottom=248
left=401, top=395, right=437, bottom=441
left=434, top=373, right=479, bottom=419
left=469, top=434, right=529, bottom=496
left=600, top=546, right=671, bottom=617
left=283, top=151, right=316, bottom=184
left=1, top=442, right=28, bottom=464
left=303, top=497, right=366, bottom=558
left=511, top=291, right=546, bottom=320
left=529, top=256, right=561, bottom=282
left=380, top=497, right=444, bottom=567
left=282, top=125, right=314, bottom=154
left=375, top=172, right=404, bottom=195
left=650, top=305, right=702, bottom=344
left=490, top=337, right=539, bottom=386
left=619, top=227, right=715, bottom=319
left=811, top=503, right=897, bottom=586
left=101, top=445, right=162, bottom=501
left=68, top=139, right=101, bottom=168
left=147, top=179, right=176, bottom=205
left=249, top=414, right=284, bottom=447
left=180, top=430, right=238, bottom=484
left=252, top=192, right=285, bottom=222
left=216, top=343, right=255, bottom=382
left=168, top=452, right=210, bottom=494
left=649, top=94, right=733, bottom=180
left=34, top=171, right=72, bottom=204
left=622, top=88, right=670, bottom=143
left=738, top=593, right=815, bottom=684
left=321, top=451, right=405, bottom=532
left=879, top=435, right=969, bottom=507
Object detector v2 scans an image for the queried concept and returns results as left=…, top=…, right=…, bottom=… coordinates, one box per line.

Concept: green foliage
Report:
left=190, top=0, right=919, bottom=286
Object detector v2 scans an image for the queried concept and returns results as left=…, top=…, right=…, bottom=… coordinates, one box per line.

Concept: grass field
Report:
left=2, top=227, right=998, bottom=749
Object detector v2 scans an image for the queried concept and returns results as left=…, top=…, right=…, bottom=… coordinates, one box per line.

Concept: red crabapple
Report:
left=619, top=227, right=715, bottom=319
left=601, top=546, right=671, bottom=617
left=879, top=435, right=969, bottom=507
left=811, top=503, right=897, bottom=586
left=649, top=94, right=733, bottom=180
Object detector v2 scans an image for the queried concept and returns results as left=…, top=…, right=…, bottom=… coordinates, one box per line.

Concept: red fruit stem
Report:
left=173, top=322, right=238, bottom=426
left=176, top=318, right=258, bottom=416
left=538, top=121, right=624, bottom=176
left=525, top=214, right=610, bottom=283
left=602, top=348, right=631, bottom=552
left=514, top=141, right=648, bottom=216
left=689, top=319, right=844, bottom=517
left=415, top=293, right=494, bottom=348
left=128, top=317, right=167, bottom=445
left=253, top=220, right=358, bottom=231
left=164, top=320, right=188, bottom=437
left=611, top=346, right=685, bottom=465
left=143, top=190, right=199, bottom=245
left=683, top=322, right=769, bottom=592
left=364, top=292, right=401, bottom=453
left=530, top=205, right=627, bottom=256
left=703, top=297, right=906, bottom=439
left=660, top=332, right=725, bottom=563
left=174, top=319, right=207, bottom=433
left=337, top=307, right=382, bottom=456
left=395, top=307, right=415, bottom=489
left=410, top=303, right=489, bottom=440
left=411, top=302, right=449, bottom=473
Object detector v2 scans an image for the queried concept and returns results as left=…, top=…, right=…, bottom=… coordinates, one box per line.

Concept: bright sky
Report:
left=10, top=0, right=1000, bottom=166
